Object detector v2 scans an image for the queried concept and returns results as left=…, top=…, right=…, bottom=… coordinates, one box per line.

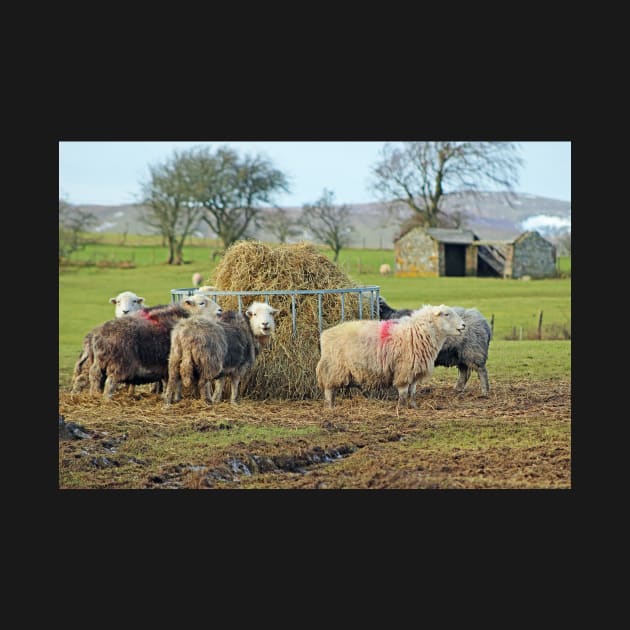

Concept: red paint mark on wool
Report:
left=138, top=309, right=160, bottom=325
left=379, top=320, right=397, bottom=344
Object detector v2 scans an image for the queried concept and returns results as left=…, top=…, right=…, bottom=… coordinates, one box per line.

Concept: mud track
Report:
left=59, top=379, right=571, bottom=489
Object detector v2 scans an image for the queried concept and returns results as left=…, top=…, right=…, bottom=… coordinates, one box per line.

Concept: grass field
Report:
left=58, top=238, right=571, bottom=489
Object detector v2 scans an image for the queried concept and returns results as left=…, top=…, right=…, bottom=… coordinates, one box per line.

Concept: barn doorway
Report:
left=444, top=244, right=466, bottom=276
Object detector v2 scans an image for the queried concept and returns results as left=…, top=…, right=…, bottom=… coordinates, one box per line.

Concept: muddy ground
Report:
left=58, top=376, right=570, bottom=490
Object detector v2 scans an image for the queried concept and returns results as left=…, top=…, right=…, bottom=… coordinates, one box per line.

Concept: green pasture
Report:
left=59, top=240, right=571, bottom=389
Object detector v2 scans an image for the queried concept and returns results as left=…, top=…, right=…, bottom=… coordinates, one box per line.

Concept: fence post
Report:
left=519, top=326, right=523, bottom=341
left=490, top=314, right=495, bottom=337
left=538, top=310, right=543, bottom=340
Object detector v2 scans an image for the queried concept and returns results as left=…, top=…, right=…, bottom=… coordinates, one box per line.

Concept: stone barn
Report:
left=394, top=227, right=556, bottom=279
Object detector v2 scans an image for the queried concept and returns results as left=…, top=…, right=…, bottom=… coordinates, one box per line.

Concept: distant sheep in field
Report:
left=87, top=296, right=220, bottom=400
left=192, top=272, right=203, bottom=287
left=165, top=301, right=279, bottom=405
left=195, top=285, right=218, bottom=294
left=378, top=296, right=492, bottom=396
left=316, top=305, right=465, bottom=412
left=379, top=263, right=392, bottom=276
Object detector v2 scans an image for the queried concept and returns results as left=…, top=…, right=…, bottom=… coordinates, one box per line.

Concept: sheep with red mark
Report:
left=87, top=295, right=220, bottom=400
left=316, top=305, right=465, bottom=411
left=378, top=296, right=492, bottom=395
left=71, top=291, right=146, bottom=394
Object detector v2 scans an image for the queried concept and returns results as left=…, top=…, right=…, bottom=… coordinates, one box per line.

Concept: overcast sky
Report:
left=59, top=141, right=571, bottom=207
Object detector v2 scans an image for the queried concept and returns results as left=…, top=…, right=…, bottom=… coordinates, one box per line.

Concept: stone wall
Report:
left=394, top=229, right=439, bottom=276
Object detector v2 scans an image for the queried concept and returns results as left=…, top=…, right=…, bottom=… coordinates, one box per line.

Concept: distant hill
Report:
left=75, top=192, right=571, bottom=249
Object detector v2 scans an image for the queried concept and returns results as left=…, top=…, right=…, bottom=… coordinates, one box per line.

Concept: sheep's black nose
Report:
left=122, top=310, right=129, bottom=314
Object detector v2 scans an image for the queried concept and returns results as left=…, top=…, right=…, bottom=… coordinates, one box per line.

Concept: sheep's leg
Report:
left=407, top=381, right=420, bottom=408
left=396, top=386, right=409, bottom=413
left=455, top=365, right=471, bottom=393
left=229, top=375, right=241, bottom=405
left=150, top=381, right=163, bottom=394
left=164, top=373, right=181, bottom=404
left=127, top=384, right=136, bottom=396
left=477, top=366, right=490, bottom=396
left=212, top=377, right=226, bottom=403
left=324, top=388, right=335, bottom=408
left=88, top=361, right=105, bottom=395
left=201, top=380, right=214, bottom=403
left=103, top=375, right=118, bottom=400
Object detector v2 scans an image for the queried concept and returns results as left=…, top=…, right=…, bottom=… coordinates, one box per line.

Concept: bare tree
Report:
left=186, top=146, right=290, bottom=250
left=299, top=189, right=355, bottom=262
left=260, top=207, right=301, bottom=243
left=59, top=198, right=98, bottom=261
left=139, top=152, right=205, bottom=265
left=370, top=142, right=523, bottom=228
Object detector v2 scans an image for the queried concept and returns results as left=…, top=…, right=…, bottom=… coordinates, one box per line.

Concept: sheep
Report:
left=379, top=263, right=392, bottom=276
left=164, top=302, right=226, bottom=404
left=378, top=296, right=492, bottom=396
left=316, top=304, right=465, bottom=412
left=70, top=291, right=146, bottom=394
left=210, top=302, right=279, bottom=404
left=192, top=272, right=203, bottom=287
left=195, top=285, right=218, bottom=294
left=110, top=291, right=145, bottom=317
left=165, top=301, right=278, bottom=405
left=87, top=295, right=220, bottom=400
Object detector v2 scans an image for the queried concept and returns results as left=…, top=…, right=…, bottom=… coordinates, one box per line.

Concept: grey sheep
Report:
left=210, top=302, right=279, bottom=404
left=378, top=296, right=492, bottom=395
left=165, top=301, right=279, bottom=405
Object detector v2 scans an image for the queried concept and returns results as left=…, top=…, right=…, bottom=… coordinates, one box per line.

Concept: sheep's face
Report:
left=246, top=302, right=279, bottom=337
left=433, top=305, right=466, bottom=336
left=183, top=295, right=223, bottom=320
left=110, top=292, right=145, bottom=317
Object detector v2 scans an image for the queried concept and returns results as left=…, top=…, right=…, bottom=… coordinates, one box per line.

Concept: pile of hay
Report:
left=209, top=241, right=372, bottom=400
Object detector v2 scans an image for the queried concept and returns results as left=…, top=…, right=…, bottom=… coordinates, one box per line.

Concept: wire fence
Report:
left=170, top=286, right=381, bottom=335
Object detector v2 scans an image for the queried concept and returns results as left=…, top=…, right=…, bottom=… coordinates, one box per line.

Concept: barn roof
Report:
left=425, top=228, right=479, bottom=244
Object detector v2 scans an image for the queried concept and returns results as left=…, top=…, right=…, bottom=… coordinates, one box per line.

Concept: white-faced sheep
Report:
left=165, top=301, right=279, bottom=405
left=192, top=272, right=203, bottom=287
left=87, top=295, right=220, bottom=400
left=71, top=291, right=146, bottom=394
left=378, top=296, right=492, bottom=396
left=110, top=291, right=145, bottom=317
left=211, top=302, right=279, bottom=404
left=316, top=305, right=465, bottom=412
left=379, top=263, right=392, bottom=276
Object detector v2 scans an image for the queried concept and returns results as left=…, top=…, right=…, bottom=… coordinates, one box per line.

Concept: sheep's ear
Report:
left=270, top=307, right=280, bottom=315
left=245, top=308, right=254, bottom=318
left=434, top=306, right=443, bottom=316
left=109, top=297, right=117, bottom=305
left=138, top=297, right=145, bottom=304
left=183, top=298, right=193, bottom=307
